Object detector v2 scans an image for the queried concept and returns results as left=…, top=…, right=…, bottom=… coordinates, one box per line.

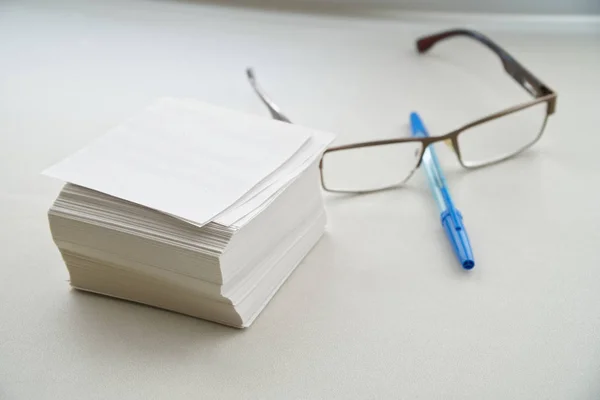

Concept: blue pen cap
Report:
left=440, top=209, right=475, bottom=270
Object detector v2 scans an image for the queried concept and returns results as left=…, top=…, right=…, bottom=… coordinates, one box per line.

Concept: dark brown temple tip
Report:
left=416, top=36, right=436, bottom=53
left=416, top=29, right=466, bottom=53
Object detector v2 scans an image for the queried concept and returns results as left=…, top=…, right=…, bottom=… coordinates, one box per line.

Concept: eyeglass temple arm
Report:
left=246, top=68, right=292, bottom=123
left=416, top=29, right=556, bottom=114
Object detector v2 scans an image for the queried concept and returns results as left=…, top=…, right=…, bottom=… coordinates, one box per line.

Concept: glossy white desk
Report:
left=1, top=1, right=599, bottom=398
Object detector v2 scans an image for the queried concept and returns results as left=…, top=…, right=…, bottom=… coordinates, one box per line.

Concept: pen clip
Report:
left=440, top=187, right=462, bottom=229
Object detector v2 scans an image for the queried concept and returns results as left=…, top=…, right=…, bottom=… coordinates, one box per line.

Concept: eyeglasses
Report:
left=246, top=28, right=557, bottom=193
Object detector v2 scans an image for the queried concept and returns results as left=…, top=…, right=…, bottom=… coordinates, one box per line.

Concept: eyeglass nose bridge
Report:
left=415, top=134, right=462, bottom=168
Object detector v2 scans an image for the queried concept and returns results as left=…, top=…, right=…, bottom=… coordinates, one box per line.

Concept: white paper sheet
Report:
left=43, top=98, right=311, bottom=226
left=214, top=129, right=334, bottom=227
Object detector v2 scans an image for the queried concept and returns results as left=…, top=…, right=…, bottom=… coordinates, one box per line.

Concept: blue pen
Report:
left=409, top=112, right=475, bottom=270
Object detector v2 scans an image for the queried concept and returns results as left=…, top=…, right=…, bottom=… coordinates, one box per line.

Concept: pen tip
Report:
left=462, top=260, right=475, bottom=270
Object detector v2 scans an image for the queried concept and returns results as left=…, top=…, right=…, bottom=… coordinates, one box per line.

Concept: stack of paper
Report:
left=44, top=98, right=334, bottom=328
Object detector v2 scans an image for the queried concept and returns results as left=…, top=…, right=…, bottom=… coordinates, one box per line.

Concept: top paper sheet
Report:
left=43, top=98, right=311, bottom=226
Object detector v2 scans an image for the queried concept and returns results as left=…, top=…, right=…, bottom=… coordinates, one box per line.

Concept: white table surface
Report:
left=2, top=1, right=600, bottom=399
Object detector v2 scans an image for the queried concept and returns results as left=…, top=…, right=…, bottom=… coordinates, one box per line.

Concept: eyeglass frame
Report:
left=246, top=28, right=557, bottom=193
